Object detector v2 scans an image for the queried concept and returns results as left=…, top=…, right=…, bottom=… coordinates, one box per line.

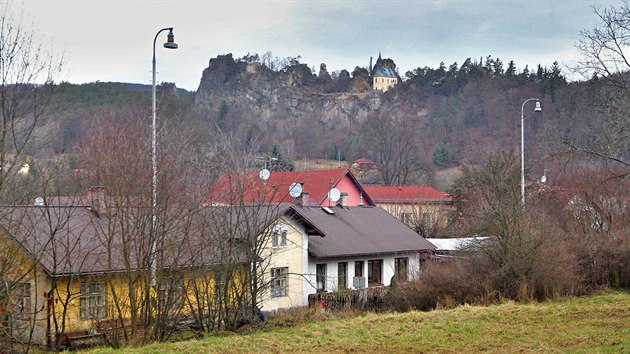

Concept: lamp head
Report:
left=534, top=101, right=542, bottom=112
left=164, top=29, right=178, bottom=49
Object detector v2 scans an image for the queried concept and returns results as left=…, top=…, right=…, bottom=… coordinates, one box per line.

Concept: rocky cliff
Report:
left=194, top=54, right=383, bottom=131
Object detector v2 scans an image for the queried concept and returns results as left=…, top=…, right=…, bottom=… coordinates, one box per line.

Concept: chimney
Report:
left=339, top=192, right=348, bottom=207
left=87, top=186, right=106, bottom=214
left=299, top=192, right=309, bottom=207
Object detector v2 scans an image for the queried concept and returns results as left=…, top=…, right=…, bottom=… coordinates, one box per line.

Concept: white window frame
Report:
left=80, top=282, right=106, bottom=320
left=159, top=274, right=184, bottom=308
left=271, top=267, right=288, bottom=297
left=14, top=282, right=31, bottom=321
left=272, top=225, right=288, bottom=248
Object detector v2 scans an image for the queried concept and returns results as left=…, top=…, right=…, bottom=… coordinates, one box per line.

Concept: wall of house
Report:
left=376, top=202, right=454, bottom=229
left=307, top=252, right=422, bottom=293
left=49, top=270, right=229, bottom=342
left=0, top=234, right=51, bottom=347
left=373, top=77, right=397, bottom=92
left=334, top=176, right=368, bottom=206
left=0, top=234, right=247, bottom=348
left=259, top=217, right=308, bottom=312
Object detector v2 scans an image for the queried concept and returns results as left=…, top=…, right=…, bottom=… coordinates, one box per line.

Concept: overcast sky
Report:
left=20, top=0, right=618, bottom=91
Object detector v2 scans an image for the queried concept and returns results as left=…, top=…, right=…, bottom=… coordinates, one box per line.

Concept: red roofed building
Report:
left=209, top=169, right=374, bottom=207
left=362, top=185, right=454, bottom=235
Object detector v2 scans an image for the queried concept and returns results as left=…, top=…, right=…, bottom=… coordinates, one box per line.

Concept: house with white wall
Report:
left=259, top=201, right=436, bottom=312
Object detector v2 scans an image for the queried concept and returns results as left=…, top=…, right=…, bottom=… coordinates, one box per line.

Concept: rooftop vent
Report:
left=322, top=206, right=335, bottom=215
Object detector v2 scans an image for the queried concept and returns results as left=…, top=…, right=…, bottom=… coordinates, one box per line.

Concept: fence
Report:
left=307, top=286, right=389, bottom=311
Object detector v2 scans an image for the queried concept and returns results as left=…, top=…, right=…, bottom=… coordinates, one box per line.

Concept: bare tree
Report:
left=360, top=107, right=432, bottom=185
left=0, top=166, right=88, bottom=352
left=449, top=151, right=578, bottom=299
left=570, top=1, right=630, bottom=174
left=0, top=3, right=63, bottom=199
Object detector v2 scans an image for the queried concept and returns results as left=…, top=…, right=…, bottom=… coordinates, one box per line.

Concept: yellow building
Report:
left=0, top=203, right=249, bottom=350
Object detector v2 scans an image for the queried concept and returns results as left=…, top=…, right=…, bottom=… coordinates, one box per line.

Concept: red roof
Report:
left=209, top=169, right=374, bottom=206
left=363, top=185, right=451, bottom=203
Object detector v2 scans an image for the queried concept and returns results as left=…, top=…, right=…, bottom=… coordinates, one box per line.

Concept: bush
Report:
left=389, top=259, right=496, bottom=311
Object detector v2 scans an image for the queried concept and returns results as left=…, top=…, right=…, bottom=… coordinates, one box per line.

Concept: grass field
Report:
left=84, top=291, right=629, bottom=353
left=293, top=158, right=349, bottom=171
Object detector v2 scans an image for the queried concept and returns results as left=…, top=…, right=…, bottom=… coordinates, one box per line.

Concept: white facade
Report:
left=258, top=207, right=432, bottom=313
left=260, top=217, right=310, bottom=312
left=259, top=214, right=424, bottom=312
left=306, top=253, right=423, bottom=293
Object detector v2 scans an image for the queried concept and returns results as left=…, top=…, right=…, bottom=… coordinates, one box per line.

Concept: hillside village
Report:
left=0, top=2, right=629, bottom=353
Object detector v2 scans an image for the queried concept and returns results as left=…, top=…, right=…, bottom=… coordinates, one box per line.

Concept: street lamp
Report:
left=520, top=98, right=542, bottom=210
left=151, top=27, right=178, bottom=287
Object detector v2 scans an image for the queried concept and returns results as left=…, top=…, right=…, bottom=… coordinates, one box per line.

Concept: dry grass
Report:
left=293, top=158, right=348, bottom=171
left=83, top=291, right=629, bottom=353
left=434, top=166, right=462, bottom=191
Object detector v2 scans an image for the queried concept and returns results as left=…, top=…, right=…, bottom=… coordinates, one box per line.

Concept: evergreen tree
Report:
left=432, top=141, right=458, bottom=167
left=505, top=60, right=517, bottom=77
left=269, top=145, right=294, bottom=171
left=493, top=57, right=504, bottom=78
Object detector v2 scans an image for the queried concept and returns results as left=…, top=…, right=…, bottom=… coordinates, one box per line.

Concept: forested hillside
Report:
left=21, top=52, right=606, bottom=188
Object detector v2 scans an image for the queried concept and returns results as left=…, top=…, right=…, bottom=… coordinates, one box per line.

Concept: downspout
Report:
left=46, top=290, right=52, bottom=349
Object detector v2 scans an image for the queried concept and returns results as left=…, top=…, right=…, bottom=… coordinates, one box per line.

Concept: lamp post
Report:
left=151, top=28, right=178, bottom=288
left=520, top=98, right=542, bottom=210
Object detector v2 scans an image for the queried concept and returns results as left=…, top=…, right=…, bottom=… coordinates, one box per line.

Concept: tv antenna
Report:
left=328, top=188, right=341, bottom=204
left=259, top=168, right=270, bottom=181
left=289, top=182, right=303, bottom=198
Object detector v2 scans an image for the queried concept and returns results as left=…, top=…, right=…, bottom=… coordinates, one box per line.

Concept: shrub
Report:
left=390, top=258, right=496, bottom=311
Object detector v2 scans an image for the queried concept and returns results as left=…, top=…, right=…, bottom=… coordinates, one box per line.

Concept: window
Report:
left=316, top=264, right=327, bottom=292
left=395, top=257, right=409, bottom=283
left=80, top=282, right=106, bottom=320
left=271, top=267, right=288, bottom=297
left=338, top=262, right=347, bottom=290
left=159, top=274, right=184, bottom=307
left=272, top=226, right=287, bottom=248
left=367, top=260, right=382, bottom=286
left=213, top=270, right=227, bottom=301
left=354, top=261, right=364, bottom=277
left=422, top=212, right=432, bottom=225
left=14, top=283, right=31, bottom=320
left=400, top=212, right=412, bottom=225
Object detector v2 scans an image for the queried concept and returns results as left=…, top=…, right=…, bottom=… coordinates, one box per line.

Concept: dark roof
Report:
left=0, top=206, right=109, bottom=276
left=373, top=65, right=397, bottom=78
left=0, top=204, right=281, bottom=277
left=286, top=205, right=436, bottom=259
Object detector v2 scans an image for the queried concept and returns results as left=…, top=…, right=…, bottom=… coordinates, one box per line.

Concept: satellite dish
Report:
left=328, top=188, right=341, bottom=203
left=259, top=168, right=270, bottom=181
left=34, top=197, right=44, bottom=206
left=540, top=175, right=547, bottom=184
left=289, top=182, right=303, bottom=198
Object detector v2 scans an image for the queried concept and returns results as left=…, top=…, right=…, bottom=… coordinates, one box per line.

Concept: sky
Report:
left=18, top=0, right=620, bottom=91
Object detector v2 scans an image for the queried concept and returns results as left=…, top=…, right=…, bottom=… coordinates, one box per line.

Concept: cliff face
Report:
left=194, top=54, right=382, bottom=130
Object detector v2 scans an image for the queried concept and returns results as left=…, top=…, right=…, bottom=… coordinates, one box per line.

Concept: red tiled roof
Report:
left=209, top=169, right=373, bottom=206
left=363, top=185, right=451, bottom=203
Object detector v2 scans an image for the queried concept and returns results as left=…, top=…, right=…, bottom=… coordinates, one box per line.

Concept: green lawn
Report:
left=85, top=291, right=629, bottom=353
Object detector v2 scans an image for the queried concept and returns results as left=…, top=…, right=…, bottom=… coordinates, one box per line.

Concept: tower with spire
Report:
left=370, top=52, right=398, bottom=92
